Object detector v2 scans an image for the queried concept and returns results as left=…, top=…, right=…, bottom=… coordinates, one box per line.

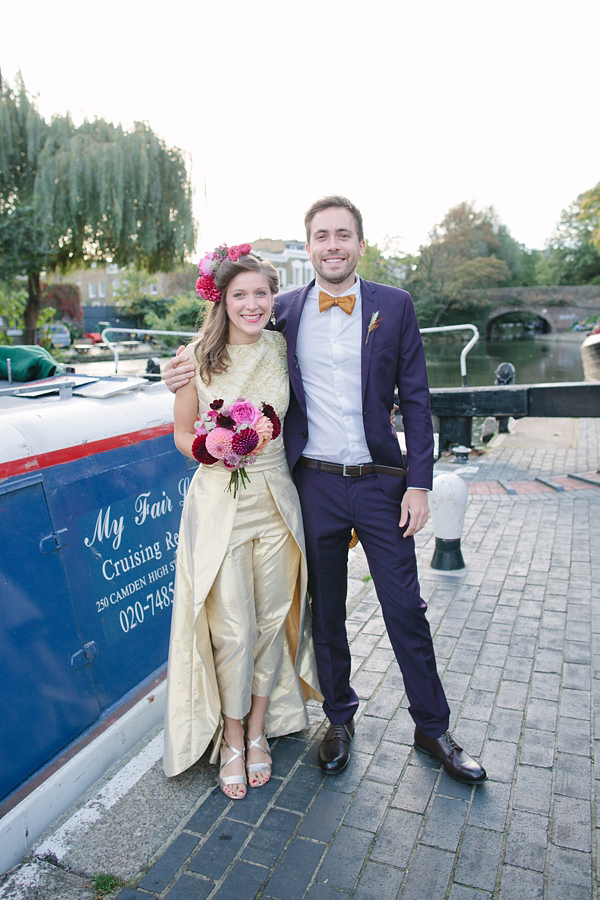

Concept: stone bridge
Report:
left=467, top=286, right=600, bottom=336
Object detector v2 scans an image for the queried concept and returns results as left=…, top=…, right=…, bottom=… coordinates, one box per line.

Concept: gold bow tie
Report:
left=318, top=291, right=356, bottom=315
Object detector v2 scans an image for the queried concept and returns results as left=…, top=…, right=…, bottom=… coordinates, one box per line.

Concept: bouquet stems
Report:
left=226, top=467, right=251, bottom=498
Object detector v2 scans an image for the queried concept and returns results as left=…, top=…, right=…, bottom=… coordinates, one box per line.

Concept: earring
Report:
left=270, top=307, right=276, bottom=326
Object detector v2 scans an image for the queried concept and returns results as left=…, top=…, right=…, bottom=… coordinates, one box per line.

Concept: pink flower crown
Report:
left=195, top=243, right=253, bottom=303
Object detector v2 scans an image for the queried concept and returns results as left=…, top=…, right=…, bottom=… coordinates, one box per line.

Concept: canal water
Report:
left=423, top=335, right=585, bottom=388
left=72, top=335, right=586, bottom=389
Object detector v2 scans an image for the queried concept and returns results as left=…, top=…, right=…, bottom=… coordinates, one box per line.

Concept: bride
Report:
left=163, top=244, right=320, bottom=799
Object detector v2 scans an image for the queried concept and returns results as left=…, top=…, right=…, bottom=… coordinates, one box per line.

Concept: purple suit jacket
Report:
left=274, top=278, right=434, bottom=500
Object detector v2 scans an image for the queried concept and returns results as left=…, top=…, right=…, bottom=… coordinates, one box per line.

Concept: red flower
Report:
left=192, top=434, right=218, bottom=465
left=216, top=412, right=235, bottom=428
left=232, top=429, right=259, bottom=456
left=196, top=274, right=221, bottom=303
left=227, top=243, right=252, bottom=262
left=210, top=399, right=224, bottom=410
left=261, top=404, right=281, bottom=439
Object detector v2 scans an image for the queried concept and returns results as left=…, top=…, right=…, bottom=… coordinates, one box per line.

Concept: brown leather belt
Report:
left=298, top=457, right=406, bottom=477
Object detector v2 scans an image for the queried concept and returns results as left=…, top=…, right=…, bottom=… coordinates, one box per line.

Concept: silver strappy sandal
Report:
left=219, top=740, right=246, bottom=799
left=246, top=731, right=272, bottom=787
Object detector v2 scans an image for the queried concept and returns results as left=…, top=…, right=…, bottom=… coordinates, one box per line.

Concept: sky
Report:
left=1, top=0, right=599, bottom=259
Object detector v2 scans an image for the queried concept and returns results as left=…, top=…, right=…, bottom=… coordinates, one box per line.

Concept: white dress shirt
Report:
left=295, top=277, right=428, bottom=490
left=296, top=278, right=371, bottom=464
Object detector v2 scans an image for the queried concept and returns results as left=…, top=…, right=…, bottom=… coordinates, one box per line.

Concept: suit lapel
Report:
left=285, top=281, right=313, bottom=413
left=360, top=278, right=377, bottom=401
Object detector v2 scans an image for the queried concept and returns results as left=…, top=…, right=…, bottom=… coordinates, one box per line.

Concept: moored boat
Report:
left=581, top=330, right=600, bottom=381
left=0, top=369, right=190, bottom=868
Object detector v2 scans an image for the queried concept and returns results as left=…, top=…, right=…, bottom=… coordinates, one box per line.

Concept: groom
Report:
left=165, top=196, right=486, bottom=785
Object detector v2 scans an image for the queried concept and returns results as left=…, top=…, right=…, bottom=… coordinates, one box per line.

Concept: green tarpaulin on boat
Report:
left=0, top=346, right=65, bottom=382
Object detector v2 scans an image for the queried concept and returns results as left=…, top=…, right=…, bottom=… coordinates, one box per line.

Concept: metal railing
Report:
left=99, top=324, right=479, bottom=384
left=100, top=328, right=196, bottom=374
left=419, top=324, right=479, bottom=387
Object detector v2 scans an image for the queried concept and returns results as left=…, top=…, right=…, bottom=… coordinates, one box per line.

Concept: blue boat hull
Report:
left=0, top=382, right=192, bottom=806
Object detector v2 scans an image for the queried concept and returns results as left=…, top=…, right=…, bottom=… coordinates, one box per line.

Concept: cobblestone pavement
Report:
left=6, top=418, right=599, bottom=900
left=107, top=419, right=600, bottom=900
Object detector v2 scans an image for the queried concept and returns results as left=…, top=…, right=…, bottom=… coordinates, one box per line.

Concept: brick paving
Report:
left=114, top=419, right=600, bottom=900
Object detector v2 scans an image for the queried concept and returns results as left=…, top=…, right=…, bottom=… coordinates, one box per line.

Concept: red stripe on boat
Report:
left=0, top=423, right=174, bottom=480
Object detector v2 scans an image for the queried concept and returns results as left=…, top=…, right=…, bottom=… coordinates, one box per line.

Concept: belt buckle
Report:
left=342, top=463, right=351, bottom=477
left=342, top=463, right=360, bottom=477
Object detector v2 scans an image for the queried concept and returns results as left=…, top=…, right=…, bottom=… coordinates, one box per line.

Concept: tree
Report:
left=144, top=291, right=206, bottom=340
left=537, top=182, right=600, bottom=285
left=0, top=277, right=54, bottom=343
left=111, top=270, right=170, bottom=328
left=356, top=240, right=408, bottom=287
left=405, top=203, right=517, bottom=326
left=0, top=74, right=196, bottom=343
left=580, top=183, right=600, bottom=253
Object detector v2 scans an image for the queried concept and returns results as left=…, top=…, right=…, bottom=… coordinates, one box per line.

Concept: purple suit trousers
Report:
left=274, top=279, right=451, bottom=737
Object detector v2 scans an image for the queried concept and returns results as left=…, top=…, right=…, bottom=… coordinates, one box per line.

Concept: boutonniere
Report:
left=365, top=311, right=382, bottom=346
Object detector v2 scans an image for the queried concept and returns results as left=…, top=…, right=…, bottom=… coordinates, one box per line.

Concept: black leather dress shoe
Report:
left=318, top=720, right=355, bottom=774
left=413, top=728, right=487, bottom=784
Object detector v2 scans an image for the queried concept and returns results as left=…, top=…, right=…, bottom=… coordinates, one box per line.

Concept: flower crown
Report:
left=195, top=243, right=253, bottom=303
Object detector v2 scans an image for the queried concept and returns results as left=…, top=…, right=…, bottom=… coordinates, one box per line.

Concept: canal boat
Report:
left=0, top=365, right=192, bottom=869
left=581, top=330, right=600, bottom=381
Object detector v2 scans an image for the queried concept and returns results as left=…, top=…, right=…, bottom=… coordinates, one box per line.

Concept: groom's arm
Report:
left=395, top=294, right=435, bottom=492
left=164, top=345, right=195, bottom=393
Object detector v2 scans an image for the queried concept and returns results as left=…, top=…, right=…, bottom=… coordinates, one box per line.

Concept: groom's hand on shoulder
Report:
left=164, top=346, right=195, bottom=393
left=399, top=488, right=429, bottom=537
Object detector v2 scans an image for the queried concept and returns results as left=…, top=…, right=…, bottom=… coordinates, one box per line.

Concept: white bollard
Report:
left=429, top=473, right=468, bottom=570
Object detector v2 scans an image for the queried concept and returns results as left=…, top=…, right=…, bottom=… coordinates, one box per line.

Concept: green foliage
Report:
left=518, top=247, right=543, bottom=287
left=0, top=279, right=27, bottom=325
left=92, top=872, right=124, bottom=897
left=0, top=73, right=196, bottom=342
left=113, top=270, right=168, bottom=327
left=538, top=182, right=600, bottom=285
left=145, top=290, right=206, bottom=337
left=580, top=183, right=600, bottom=253
left=406, top=203, right=518, bottom=326
left=357, top=240, right=408, bottom=287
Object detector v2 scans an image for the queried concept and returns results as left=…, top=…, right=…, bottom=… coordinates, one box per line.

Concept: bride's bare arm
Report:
left=173, top=377, right=199, bottom=460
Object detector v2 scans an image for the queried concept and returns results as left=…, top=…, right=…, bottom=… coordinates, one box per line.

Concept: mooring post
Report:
left=429, top=473, right=468, bottom=571
left=494, top=362, right=516, bottom=433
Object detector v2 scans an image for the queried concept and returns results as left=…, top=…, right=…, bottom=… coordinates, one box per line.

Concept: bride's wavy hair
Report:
left=195, top=254, right=279, bottom=384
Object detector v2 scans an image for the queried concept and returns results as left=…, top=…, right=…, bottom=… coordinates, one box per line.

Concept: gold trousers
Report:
left=204, top=469, right=300, bottom=720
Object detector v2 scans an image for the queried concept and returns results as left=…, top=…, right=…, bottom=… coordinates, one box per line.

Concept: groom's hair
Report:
left=304, top=195, right=364, bottom=243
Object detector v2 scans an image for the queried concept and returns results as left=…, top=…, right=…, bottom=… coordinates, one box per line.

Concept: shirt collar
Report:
left=314, top=275, right=360, bottom=299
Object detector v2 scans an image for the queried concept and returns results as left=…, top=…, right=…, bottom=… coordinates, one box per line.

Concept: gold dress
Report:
left=163, top=330, right=321, bottom=777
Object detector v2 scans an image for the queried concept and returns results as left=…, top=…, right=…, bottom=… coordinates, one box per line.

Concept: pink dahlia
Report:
left=230, top=400, right=259, bottom=426
left=205, top=427, right=233, bottom=459
left=232, top=428, right=259, bottom=456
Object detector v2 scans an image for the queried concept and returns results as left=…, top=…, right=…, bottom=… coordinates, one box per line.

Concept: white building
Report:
left=251, top=240, right=314, bottom=290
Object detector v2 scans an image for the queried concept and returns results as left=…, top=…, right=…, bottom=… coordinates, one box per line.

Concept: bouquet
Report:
left=192, top=398, right=281, bottom=497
